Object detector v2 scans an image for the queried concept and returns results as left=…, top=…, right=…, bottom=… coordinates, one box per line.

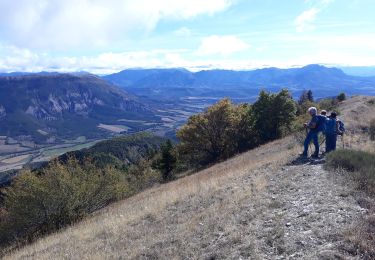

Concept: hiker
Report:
left=325, top=112, right=343, bottom=153
left=320, top=110, right=327, bottom=117
left=301, top=107, right=326, bottom=158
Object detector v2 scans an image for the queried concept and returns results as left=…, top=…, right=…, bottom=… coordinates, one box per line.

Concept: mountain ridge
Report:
left=103, top=65, right=375, bottom=101
left=0, top=73, right=158, bottom=143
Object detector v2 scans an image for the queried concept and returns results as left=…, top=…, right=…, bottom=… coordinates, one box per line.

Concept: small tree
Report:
left=337, top=92, right=346, bottom=102
left=307, top=90, right=314, bottom=102
left=252, top=89, right=297, bottom=142
left=155, top=140, right=176, bottom=181
left=177, top=98, right=238, bottom=165
left=298, top=90, right=308, bottom=105
left=298, top=90, right=314, bottom=105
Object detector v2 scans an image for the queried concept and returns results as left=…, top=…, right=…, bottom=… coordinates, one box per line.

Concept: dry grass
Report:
left=3, top=137, right=300, bottom=259
left=335, top=96, right=375, bottom=257
left=337, top=95, right=375, bottom=152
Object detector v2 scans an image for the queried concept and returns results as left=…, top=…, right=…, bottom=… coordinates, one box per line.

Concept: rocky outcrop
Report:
left=0, top=74, right=157, bottom=141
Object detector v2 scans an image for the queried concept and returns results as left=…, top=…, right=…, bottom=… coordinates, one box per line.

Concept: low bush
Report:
left=0, top=158, right=128, bottom=246
left=370, top=119, right=375, bottom=141
left=325, top=149, right=375, bottom=195
left=337, top=92, right=346, bottom=102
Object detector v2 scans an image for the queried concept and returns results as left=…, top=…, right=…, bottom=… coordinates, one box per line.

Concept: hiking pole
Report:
left=320, top=135, right=326, bottom=153
left=320, top=136, right=326, bottom=147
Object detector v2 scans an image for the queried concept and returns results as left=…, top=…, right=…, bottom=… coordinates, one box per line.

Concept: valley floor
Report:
left=4, top=135, right=369, bottom=259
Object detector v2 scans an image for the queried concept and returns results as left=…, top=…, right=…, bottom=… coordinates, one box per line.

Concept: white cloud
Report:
left=1, top=32, right=375, bottom=74
left=173, top=27, right=192, bottom=37
left=296, top=0, right=335, bottom=32
left=295, top=8, right=320, bottom=32
left=195, top=35, right=250, bottom=56
left=0, top=0, right=234, bottom=50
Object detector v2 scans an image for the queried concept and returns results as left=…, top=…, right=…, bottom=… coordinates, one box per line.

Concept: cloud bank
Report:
left=0, top=0, right=235, bottom=50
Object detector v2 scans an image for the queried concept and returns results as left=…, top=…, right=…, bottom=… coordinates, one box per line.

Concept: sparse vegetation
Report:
left=325, top=149, right=375, bottom=257
left=325, top=150, right=375, bottom=194
left=370, top=119, right=375, bottom=140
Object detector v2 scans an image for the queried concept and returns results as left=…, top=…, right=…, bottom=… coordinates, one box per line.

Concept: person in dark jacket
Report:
left=302, top=107, right=320, bottom=158
left=325, top=112, right=342, bottom=153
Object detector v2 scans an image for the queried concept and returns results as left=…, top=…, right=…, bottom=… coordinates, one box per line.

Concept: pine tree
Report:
left=307, top=90, right=314, bottom=102
left=157, top=140, right=176, bottom=181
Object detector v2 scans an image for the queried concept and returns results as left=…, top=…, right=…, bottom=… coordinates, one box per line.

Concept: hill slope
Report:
left=0, top=74, right=158, bottom=143
left=4, top=96, right=374, bottom=259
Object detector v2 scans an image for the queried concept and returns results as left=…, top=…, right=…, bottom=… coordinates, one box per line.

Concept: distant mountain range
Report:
left=0, top=74, right=158, bottom=143
left=1, top=64, right=375, bottom=146
left=339, top=66, right=375, bottom=77
left=103, top=65, right=375, bottom=101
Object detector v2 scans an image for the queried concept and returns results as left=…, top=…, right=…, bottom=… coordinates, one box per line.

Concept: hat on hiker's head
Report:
left=321, top=110, right=327, bottom=115
left=330, top=112, right=337, bottom=118
left=308, top=107, right=317, bottom=115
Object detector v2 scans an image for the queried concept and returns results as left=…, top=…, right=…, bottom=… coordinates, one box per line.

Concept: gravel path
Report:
left=243, top=159, right=367, bottom=259
left=125, top=158, right=367, bottom=259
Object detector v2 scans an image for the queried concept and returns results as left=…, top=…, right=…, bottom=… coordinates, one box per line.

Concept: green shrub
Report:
left=325, top=150, right=375, bottom=194
left=153, top=140, right=177, bottom=181
left=252, top=89, right=297, bottom=142
left=337, top=92, right=346, bottom=102
left=318, top=98, right=339, bottom=112
left=370, top=119, right=375, bottom=141
left=367, top=99, right=375, bottom=105
left=0, top=158, right=128, bottom=245
left=177, top=90, right=296, bottom=167
left=177, top=98, right=250, bottom=166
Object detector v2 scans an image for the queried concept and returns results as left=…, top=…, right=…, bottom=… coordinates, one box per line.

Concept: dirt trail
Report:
left=243, top=159, right=367, bottom=259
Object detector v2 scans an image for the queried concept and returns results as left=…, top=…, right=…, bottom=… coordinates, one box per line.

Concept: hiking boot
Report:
left=299, top=153, right=308, bottom=158
left=311, top=153, right=319, bottom=159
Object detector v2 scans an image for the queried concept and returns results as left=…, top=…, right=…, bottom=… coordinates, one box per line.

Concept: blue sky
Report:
left=0, top=0, right=374, bottom=73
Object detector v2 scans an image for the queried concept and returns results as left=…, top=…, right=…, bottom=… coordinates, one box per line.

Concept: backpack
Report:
left=325, top=118, right=337, bottom=135
left=337, top=120, right=345, bottom=135
left=315, top=115, right=327, bottom=133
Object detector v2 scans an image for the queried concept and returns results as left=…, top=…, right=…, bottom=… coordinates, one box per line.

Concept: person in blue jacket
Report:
left=325, top=112, right=342, bottom=153
left=302, top=107, right=326, bottom=158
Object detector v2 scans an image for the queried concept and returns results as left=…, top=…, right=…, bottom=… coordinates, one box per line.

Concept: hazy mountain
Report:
left=0, top=74, right=158, bottom=143
left=339, top=66, right=375, bottom=77
left=103, top=65, right=375, bottom=101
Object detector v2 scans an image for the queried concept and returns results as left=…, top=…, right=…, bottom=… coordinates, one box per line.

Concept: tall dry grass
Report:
left=3, top=136, right=300, bottom=259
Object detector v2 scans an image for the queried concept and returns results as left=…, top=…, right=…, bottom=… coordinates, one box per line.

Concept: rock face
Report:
left=0, top=74, right=157, bottom=141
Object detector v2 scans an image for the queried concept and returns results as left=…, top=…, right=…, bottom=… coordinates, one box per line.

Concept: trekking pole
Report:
left=320, top=135, right=326, bottom=153
left=320, top=136, right=326, bottom=147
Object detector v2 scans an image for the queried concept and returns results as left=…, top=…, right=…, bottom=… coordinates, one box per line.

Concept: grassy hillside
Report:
left=3, top=96, right=375, bottom=259
left=60, top=133, right=165, bottom=167
left=1, top=95, right=375, bottom=259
